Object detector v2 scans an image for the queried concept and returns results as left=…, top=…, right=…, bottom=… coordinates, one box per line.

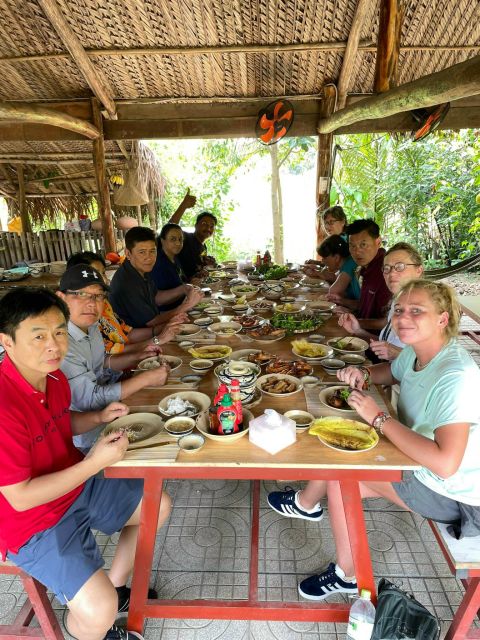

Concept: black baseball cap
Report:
left=59, top=264, right=109, bottom=292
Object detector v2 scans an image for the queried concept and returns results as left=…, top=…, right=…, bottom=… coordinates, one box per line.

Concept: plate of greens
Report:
left=270, top=312, right=324, bottom=334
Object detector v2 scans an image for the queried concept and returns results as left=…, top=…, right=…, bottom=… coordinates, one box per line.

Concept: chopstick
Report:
left=128, top=440, right=177, bottom=451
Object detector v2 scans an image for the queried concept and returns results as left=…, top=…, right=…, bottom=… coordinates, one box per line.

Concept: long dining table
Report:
left=105, top=279, right=419, bottom=632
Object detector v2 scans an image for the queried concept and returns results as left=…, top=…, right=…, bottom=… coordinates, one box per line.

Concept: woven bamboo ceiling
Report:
left=0, top=0, right=479, bottom=208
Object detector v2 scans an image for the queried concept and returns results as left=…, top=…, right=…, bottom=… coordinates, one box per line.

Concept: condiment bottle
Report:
left=263, top=250, right=271, bottom=265
left=217, top=393, right=240, bottom=435
left=255, top=251, right=262, bottom=267
left=229, top=379, right=243, bottom=431
left=210, top=383, right=228, bottom=433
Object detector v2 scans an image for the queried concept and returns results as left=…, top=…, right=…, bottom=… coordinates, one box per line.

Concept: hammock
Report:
left=424, top=252, right=480, bottom=279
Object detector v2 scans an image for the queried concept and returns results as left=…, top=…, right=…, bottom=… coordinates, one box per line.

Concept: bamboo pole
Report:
left=91, top=99, right=115, bottom=253
left=315, top=86, right=337, bottom=255
left=337, top=0, right=376, bottom=109
left=374, top=0, right=403, bottom=93
left=37, top=0, right=117, bottom=119
left=1, top=42, right=480, bottom=66
left=0, top=102, right=99, bottom=139
left=16, top=165, right=32, bottom=233
left=318, top=55, right=480, bottom=134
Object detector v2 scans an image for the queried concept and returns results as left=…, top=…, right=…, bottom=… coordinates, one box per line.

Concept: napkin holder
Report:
left=249, top=409, right=296, bottom=455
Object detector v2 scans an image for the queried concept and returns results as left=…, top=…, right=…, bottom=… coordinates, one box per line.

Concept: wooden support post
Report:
left=136, top=205, right=143, bottom=225
left=91, top=99, right=115, bottom=253
left=16, top=164, right=31, bottom=233
left=315, top=86, right=337, bottom=253
left=148, top=200, right=157, bottom=230
left=374, top=0, right=403, bottom=93
left=318, top=55, right=480, bottom=133
left=337, top=0, right=375, bottom=109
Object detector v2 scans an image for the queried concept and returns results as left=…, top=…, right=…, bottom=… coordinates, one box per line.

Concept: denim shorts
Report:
left=8, top=476, right=143, bottom=604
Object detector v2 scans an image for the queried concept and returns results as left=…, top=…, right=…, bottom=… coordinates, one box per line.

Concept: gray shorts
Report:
left=392, top=472, right=461, bottom=523
left=8, top=476, right=143, bottom=604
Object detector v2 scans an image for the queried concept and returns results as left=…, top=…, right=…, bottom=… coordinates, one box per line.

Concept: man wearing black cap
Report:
left=57, top=264, right=169, bottom=451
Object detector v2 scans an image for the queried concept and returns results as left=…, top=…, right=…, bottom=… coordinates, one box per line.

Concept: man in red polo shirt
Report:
left=0, top=288, right=171, bottom=640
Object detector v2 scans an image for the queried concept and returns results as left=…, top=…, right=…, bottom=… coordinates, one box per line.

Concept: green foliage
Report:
left=332, top=131, right=480, bottom=266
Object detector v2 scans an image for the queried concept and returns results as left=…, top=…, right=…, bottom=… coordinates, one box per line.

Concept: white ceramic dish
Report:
left=177, top=323, right=202, bottom=337
left=204, top=305, right=224, bottom=316
left=158, top=391, right=211, bottom=418
left=327, top=336, right=369, bottom=355
left=312, top=418, right=379, bottom=453
left=178, top=433, right=205, bottom=452
left=291, top=342, right=334, bottom=361
left=102, top=412, right=163, bottom=444
left=196, top=409, right=253, bottom=444
left=283, top=409, right=315, bottom=431
left=208, top=321, right=242, bottom=337
left=187, top=345, right=232, bottom=361
left=274, top=302, right=306, bottom=314
left=189, top=358, right=214, bottom=371
left=256, top=373, right=303, bottom=397
left=341, top=353, right=367, bottom=366
left=305, top=300, right=336, bottom=312
left=163, top=416, right=196, bottom=437
left=319, top=358, right=345, bottom=375
left=193, top=316, right=214, bottom=327
left=137, top=355, right=182, bottom=372
left=318, top=386, right=356, bottom=414
left=230, top=285, right=259, bottom=299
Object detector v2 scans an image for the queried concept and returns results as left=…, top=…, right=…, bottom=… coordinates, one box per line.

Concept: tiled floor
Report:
left=1, top=480, right=478, bottom=639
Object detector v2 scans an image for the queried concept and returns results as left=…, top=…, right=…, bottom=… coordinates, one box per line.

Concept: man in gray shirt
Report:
left=58, top=264, right=170, bottom=450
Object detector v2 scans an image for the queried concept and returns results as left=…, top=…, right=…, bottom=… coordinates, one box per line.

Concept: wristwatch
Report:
left=152, top=336, right=162, bottom=346
left=372, top=411, right=391, bottom=435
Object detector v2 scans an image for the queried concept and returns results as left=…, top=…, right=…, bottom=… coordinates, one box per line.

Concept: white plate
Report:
left=229, top=348, right=275, bottom=365
left=274, top=303, right=306, bottom=314
left=137, top=355, right=182, bottom=372
left=158, top=391, right=211, bottom=418
left=187, top=345, right=233, bottom=361
left=177, top=323, right=202, bottom=337
left=256, top=373, right=303, bottom=397
left=312, top=417, right=379, bottom=453
left=318, top=386, right=356, bottom=414
left=291, top=343, right=333, bottom=361
left=208, top=321, right=242, bottom=337
left=248, top=331, right=286, bottom=343
left=102, top=412, right=163, bottom=444
left=193, top=316, right=214, bottom=327
left=327, top=336, right=369, bottom=355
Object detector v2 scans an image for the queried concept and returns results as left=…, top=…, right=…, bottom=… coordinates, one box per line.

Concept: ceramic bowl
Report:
left=163, top=416, right=196, bottom=437
left=158, top=391, right=211, bottom=419
left=189, top=359, right=214, bottom=371
left=327, top=337, right=369, bottom=355
left=196, top=409, right=253, bottom=444
left=319, top=357, right=346, bottom=375
left=178, top=433, right=205, bottom=452
left=283, top=410, right=315, bottom=431
left=341, top=353, right=367, bottom=366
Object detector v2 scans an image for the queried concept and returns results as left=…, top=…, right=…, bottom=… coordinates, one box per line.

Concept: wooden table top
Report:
left=118, top=287, right=418, bottom=473
left=0, top=273, right=59, bottom=289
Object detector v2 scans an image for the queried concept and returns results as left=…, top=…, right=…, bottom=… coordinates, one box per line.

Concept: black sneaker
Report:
left=267, top=487, right=323, bottom=521
left=298, top=563, right=358, bottom=601
left=104, top=624, right=144, bottom=640
left=116, top=585, right=158, bottom=615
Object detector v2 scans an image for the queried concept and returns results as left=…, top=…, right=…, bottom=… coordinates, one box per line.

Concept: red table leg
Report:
left=339, top=480, right=376, bottom=603
left=444, top=577, right=480, bottom=640
left=127, top=475, right=164, bottom=633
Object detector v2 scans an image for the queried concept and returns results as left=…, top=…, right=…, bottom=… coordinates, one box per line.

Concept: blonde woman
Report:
left=268, top=280, right=480, bottom=599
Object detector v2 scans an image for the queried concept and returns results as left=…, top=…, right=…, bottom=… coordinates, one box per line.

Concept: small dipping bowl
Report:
left=190, top=359, right=214, bottom=371
left=319, top=358, right=346, bottom=375
left=205, top=305, right=224, bottom=316
left=280, top=296, right=296, bottom=303
left=181, top=374, right=203, bottom=384
left=179, top=340, right=195, bottom=350
left=341, top=353, right=367, bottom=366
left=284, top=410, right=315, bottom=431
left=178, top=433, right=205, bottom=453
left=194, top=316, right=213, bottom=327
left=308, top=334, right=326, bottom=343
left=232, top=304, right=249, bottom=313
left=164, top=416, right=195, bottom=438
left=300, top=375, right=319, bottom=387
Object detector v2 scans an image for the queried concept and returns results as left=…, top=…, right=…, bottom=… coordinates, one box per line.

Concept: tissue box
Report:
left=249, top=409, right=296, bottom=455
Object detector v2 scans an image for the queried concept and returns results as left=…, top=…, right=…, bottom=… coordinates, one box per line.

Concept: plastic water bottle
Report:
left=346, top=589, right=376, bottom=640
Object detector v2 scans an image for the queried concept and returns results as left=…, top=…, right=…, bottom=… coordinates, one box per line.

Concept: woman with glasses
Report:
left=268, top=279, right=480, bottom=600
left=338, top=242, right=424, bottom=361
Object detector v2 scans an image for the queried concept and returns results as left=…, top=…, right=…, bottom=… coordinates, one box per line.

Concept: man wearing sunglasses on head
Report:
left=57, top=265, right=169, bottom=451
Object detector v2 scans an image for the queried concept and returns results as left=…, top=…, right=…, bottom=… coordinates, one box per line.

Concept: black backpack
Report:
left=371, top=578, right=441, bottom=640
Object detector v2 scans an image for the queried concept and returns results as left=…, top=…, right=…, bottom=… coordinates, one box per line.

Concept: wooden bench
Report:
left=428, top=521, right=480, bottom=639
left=0, top=560, right=63, bottom=640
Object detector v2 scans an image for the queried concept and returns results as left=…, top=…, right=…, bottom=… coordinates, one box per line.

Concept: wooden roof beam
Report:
left=37, top=0, right=117, bottom=119
left=318, top=55, right=480, bottom=134
left=374, top=0, right=403, bottom=93
left=0, top=102, right=99, bottom=139
left=337, top=0, right=376, bottom=109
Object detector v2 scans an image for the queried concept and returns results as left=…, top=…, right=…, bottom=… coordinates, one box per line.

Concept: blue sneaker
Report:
left=267, top=487, right=323, bottom=521
left=298, top=563, right=358, bottom=601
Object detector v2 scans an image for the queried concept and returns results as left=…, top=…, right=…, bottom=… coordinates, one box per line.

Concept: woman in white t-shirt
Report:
left=267, top=279, right=480, bottom=600
left=338, top=242, right=424, bottom=361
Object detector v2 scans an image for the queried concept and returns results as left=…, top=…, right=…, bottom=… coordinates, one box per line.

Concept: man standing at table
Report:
left=0, top=287, right=171, bottom=640
left=57, top=264, right=170, bottom=451
left=109, top=226, right=203, bottom=328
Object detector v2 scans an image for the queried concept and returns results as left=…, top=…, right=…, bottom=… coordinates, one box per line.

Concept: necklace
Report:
left=414, top=357, right=429, bottom=371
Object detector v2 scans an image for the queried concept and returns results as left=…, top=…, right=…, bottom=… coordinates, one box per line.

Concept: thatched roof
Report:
left=0, top=0, right=479, bottom=222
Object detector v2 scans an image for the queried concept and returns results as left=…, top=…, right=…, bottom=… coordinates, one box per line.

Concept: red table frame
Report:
left=106, top=464, right=403, bottom=632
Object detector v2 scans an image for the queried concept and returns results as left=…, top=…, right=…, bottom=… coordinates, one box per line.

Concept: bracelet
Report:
left=371, top=411, right=392, bottom=435
left=358, top=366, right=371, bottom=390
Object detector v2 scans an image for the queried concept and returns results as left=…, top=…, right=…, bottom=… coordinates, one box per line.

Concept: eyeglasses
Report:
left=382, top=262, right=420, bottom=274
left=66, top=290, right=107, bottom=302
